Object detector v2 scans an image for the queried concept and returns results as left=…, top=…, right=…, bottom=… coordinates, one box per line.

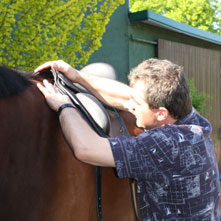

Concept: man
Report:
left=36, top=59, right=220, bottom=220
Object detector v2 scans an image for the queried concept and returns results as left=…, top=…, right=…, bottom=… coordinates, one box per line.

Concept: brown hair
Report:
left=128, top=59, right=192, bottom=120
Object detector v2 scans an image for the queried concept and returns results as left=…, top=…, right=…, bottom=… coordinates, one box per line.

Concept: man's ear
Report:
left=156, top=107, right=169, bottom=121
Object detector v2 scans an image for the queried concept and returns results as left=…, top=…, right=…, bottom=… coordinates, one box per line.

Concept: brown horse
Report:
left=0, top=66, right=143, bottom=221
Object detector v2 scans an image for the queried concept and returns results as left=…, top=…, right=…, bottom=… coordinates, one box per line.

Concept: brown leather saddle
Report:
left=34, top=66, right=138, bottom=221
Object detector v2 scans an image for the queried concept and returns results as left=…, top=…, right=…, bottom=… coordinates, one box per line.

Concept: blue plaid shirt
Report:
left=109, top=109, right=220, bottom=220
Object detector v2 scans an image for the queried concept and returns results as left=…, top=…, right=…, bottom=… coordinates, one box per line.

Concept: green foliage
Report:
left=217, top=0, right=221, bottom=34
left=130, top=0, right=220, bottom=35
left=188, top=79, right=211, bottom=115
left=0, top=0, right=125, bottom=71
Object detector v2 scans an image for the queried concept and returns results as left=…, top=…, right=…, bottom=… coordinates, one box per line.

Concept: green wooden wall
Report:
left=128, top=21, right=221, bottom=71
left=88, top=3, right=130, bottom=83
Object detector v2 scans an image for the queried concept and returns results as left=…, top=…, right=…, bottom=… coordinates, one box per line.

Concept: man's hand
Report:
left=37, top=80, right=71, bottom=112
left=35, top=60, right=80, bottom=82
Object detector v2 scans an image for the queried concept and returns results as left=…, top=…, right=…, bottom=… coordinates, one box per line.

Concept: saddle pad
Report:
left=76, top=93, right=110, bottom=135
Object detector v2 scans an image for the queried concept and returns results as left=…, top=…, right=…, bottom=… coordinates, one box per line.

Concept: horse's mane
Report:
left=0, top=66, right=33, bottom=98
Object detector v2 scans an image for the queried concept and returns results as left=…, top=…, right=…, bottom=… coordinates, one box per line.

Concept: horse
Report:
left=0, top=65, right=143, bottom=221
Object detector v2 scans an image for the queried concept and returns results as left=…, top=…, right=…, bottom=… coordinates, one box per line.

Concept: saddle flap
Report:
left=76, top=93, right=110, bottom=135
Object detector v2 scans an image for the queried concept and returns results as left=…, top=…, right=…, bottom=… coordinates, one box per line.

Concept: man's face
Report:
left=129, top=80, right=159, bottom=130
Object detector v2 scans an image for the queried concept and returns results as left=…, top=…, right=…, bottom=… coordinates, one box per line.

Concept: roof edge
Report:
left=129, top=10, right=221, bottom=45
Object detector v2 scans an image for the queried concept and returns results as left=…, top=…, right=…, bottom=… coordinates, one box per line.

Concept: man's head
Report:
left=128, top=59, right=192, bottom=128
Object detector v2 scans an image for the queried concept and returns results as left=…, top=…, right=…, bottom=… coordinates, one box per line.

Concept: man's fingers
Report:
left=43, top=79, right=56, bottom=93
left=34, top=60, right=73, bottom=78
left=34, top=60, right=66, bottom=73
left=34, top=61, right=53, bottom=73
left=37, top=82, right=49, bottom=96
left=37, top=80, right=60, bottom=96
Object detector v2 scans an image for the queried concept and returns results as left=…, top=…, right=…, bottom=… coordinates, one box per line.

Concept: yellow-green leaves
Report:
left=0, top=0, right=125, bottom=71
left=130, top=0, right=220, bottom=35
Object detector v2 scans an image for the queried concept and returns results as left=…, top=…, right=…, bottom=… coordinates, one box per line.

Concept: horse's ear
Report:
left=80, top=63, right=117, bottom=80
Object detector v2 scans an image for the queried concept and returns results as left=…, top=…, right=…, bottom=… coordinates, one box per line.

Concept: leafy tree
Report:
left=217, top=0, right=221, bottom=32
left=0, top=0, right=124, bottom=71
left=188, top=79, right=210, bottom=115
left=129, top=0, right=220, bottom=35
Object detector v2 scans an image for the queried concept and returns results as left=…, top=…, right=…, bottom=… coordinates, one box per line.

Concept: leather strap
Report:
left=95, top=166, right=103, bottom=221
left=130, top=179, right=139, bottom=221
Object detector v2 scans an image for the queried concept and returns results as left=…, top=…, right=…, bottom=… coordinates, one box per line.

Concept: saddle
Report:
left=34, top=67, right=139, bottom=221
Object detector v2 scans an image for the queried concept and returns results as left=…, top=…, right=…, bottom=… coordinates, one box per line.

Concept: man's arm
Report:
left=59, top=107, right=115, bottom=167
left=76, top=71, right=132, bottom=111
left=35, top=60, right=133, bottom=111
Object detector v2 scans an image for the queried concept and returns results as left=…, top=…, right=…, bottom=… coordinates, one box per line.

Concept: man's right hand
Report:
left=34, top=60, right=80, bottom=83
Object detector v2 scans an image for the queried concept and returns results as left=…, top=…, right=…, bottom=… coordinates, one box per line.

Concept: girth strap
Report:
left=95, top=166, right=103, bottom=221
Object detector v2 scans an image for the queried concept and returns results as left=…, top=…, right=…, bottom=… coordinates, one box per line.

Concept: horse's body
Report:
left=0, top=68, right=139, bottom=220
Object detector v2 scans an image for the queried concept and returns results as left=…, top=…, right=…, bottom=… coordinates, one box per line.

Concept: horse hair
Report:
left=0, top=66, right=33, bottom=98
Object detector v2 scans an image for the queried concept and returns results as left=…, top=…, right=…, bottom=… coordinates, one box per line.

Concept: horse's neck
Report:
left=0, top=84, right=58, bottom=145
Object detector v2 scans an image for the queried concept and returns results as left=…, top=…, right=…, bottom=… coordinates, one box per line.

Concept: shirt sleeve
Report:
left=108, top=129, right=178, bottom=180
